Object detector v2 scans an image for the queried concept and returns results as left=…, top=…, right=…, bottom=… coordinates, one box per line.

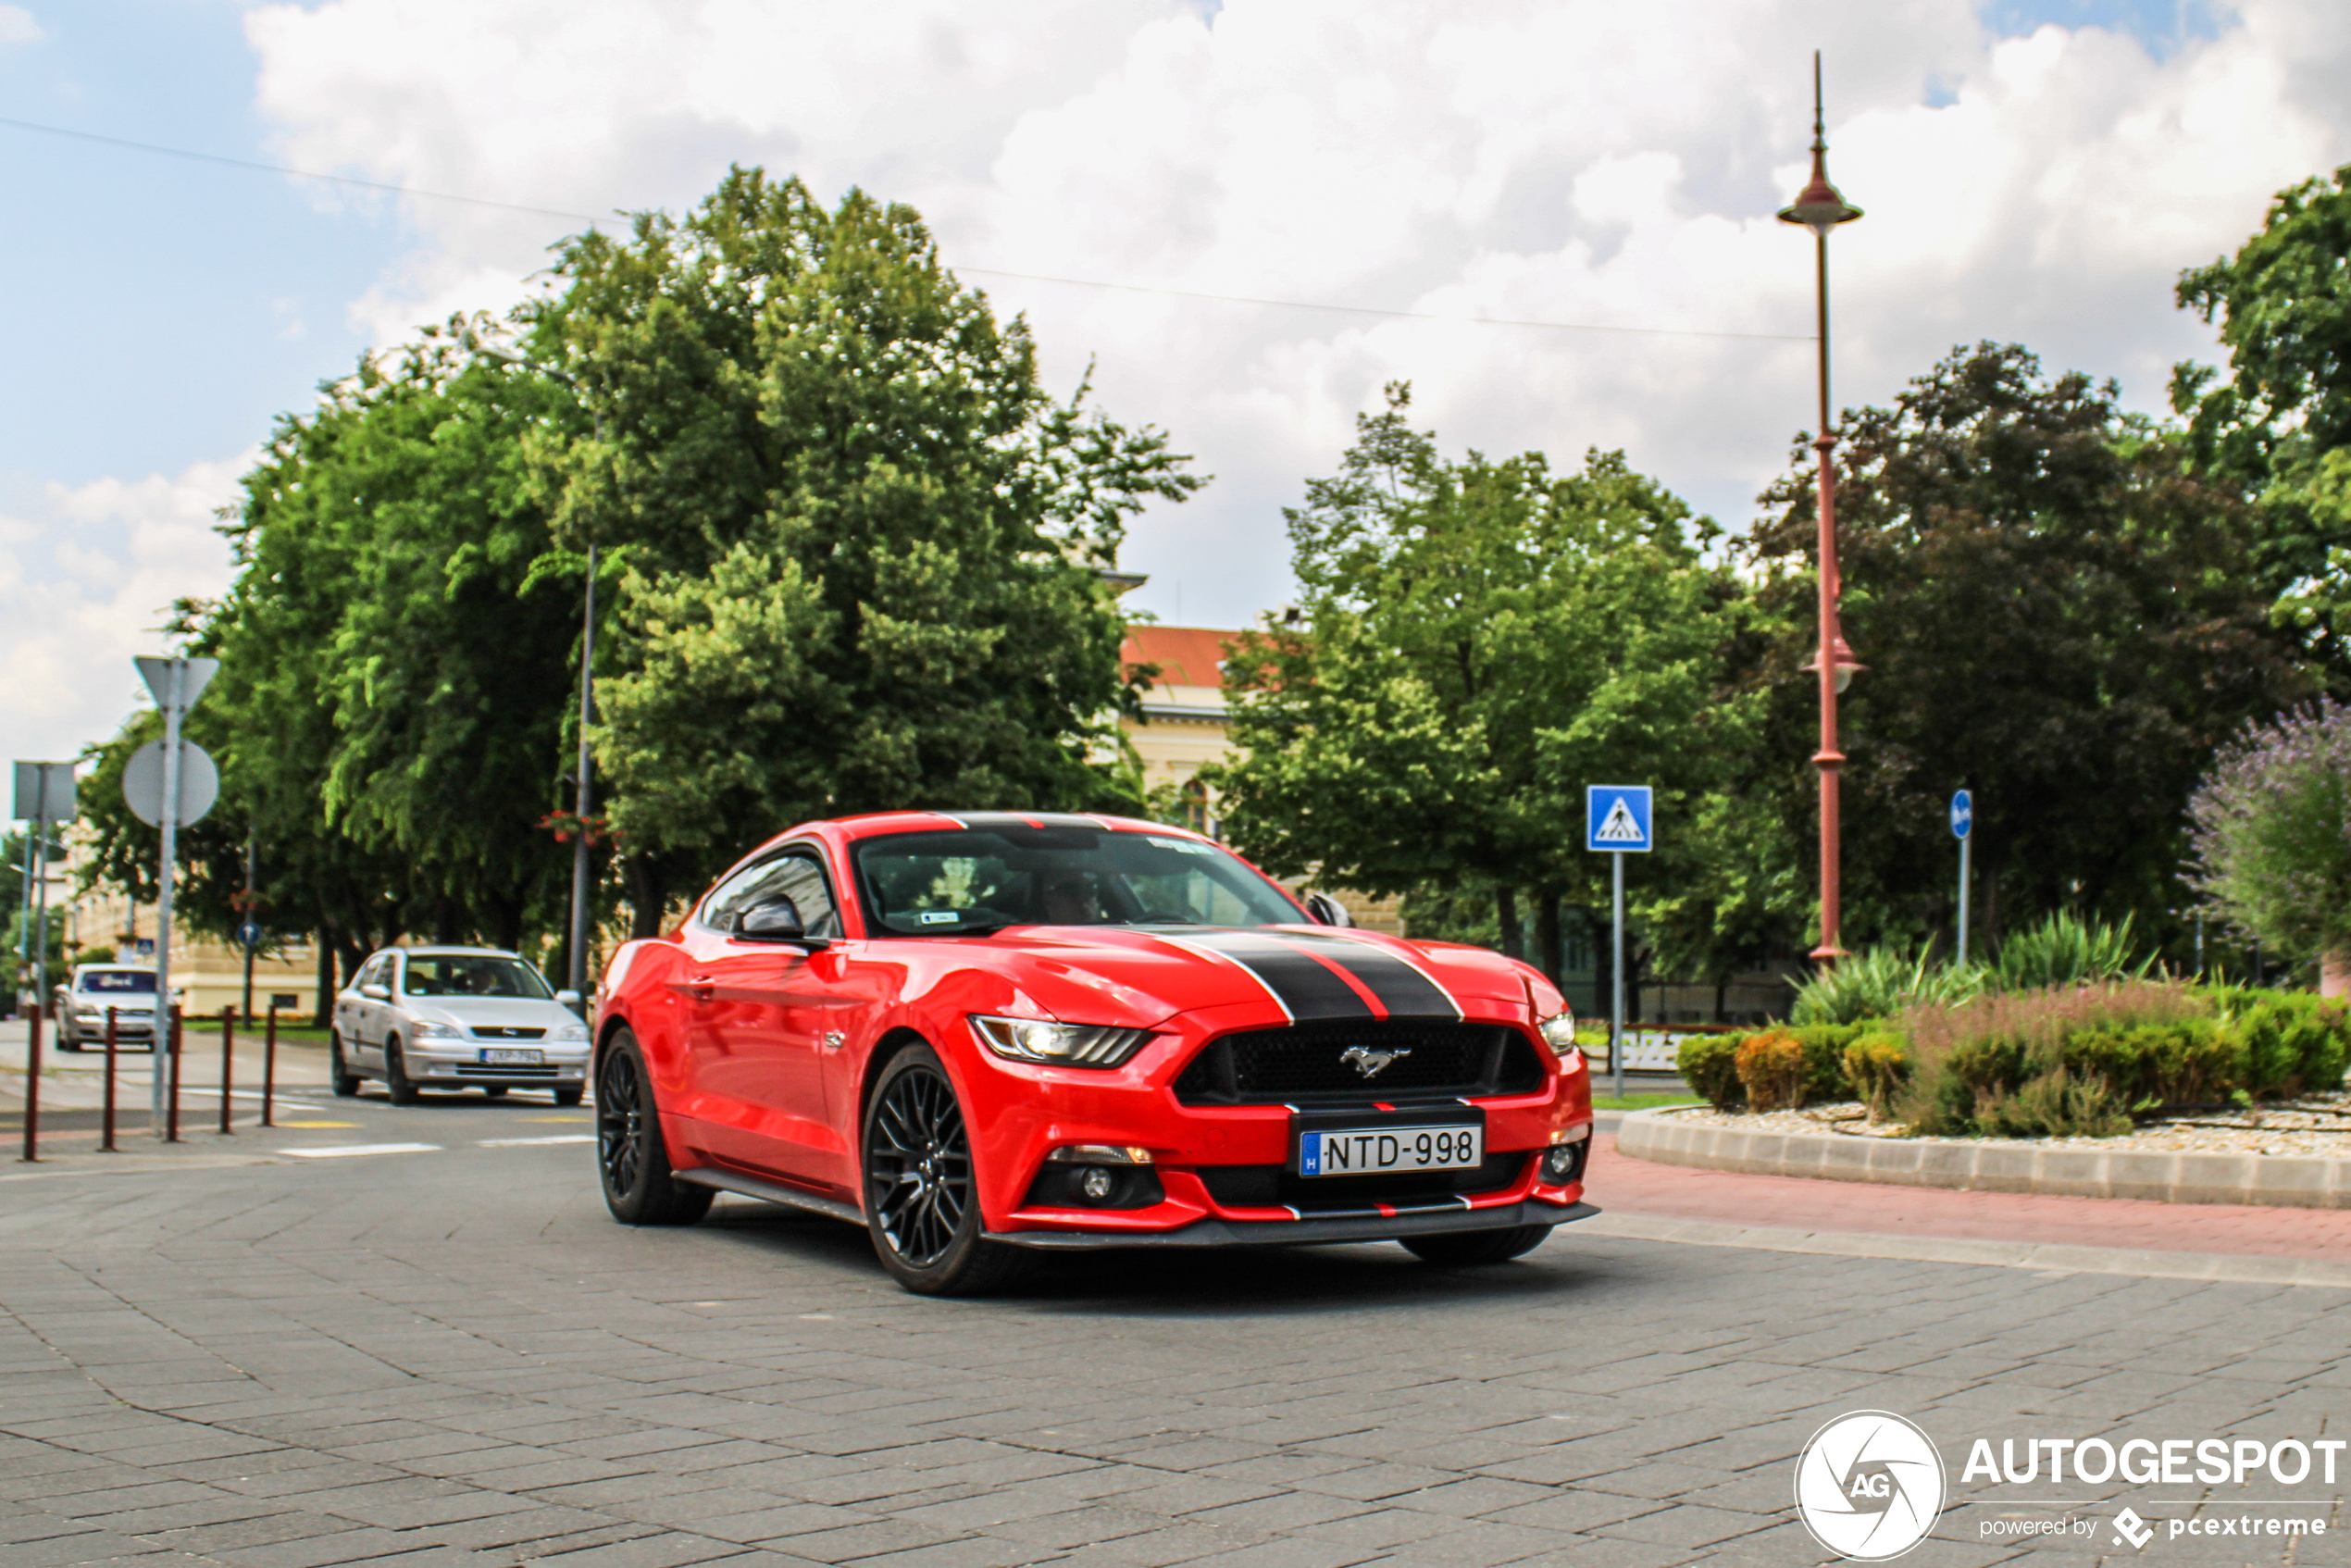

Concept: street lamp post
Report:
left=479, top=346, right=603, bottom=1002
left=1777, top=52, right=1863, bottom=965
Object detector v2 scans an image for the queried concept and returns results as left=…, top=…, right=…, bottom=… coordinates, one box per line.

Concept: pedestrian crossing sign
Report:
left=1586, top=785, right=1653, bottom=852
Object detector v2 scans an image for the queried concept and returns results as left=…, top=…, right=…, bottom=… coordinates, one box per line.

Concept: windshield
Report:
left=400, top=954, right=553, bottom=1000
left=80, top=970, right=156, bottom=993
left=852, top=827, right=1304, bottom=936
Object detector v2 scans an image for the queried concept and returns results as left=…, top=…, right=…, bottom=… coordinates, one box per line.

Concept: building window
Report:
left=1181, top=778, right=1211, bottom=835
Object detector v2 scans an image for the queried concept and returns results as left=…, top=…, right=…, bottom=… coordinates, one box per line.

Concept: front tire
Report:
left=329, top=1032, right=360, bottom=1097
left=597, top=1031, right=712, bottom=1226
left=862, top=1044, right=1030, bottom=1297
left=553, top=1086, right=584, bottom=1107
left=1401, top=1225, right=1553, bottom=1267
left=384, top=1039, right=420, bottom=1105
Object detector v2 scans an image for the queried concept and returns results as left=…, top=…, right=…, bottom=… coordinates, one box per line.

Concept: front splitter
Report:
left=985, top=1198, right=1598, bottom=1251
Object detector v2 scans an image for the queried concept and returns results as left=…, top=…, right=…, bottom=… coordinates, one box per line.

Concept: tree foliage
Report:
left=1743, top=342, right=2315, bottom=954
left=2174, top=165, right=2351, bottom=667
left=1205, top=384, right=1754, bottom=978
left=516, top=169, right=1200, bottom=926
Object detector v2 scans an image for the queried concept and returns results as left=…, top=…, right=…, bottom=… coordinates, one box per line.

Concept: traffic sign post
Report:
left=12, top=761, right=74, bottom=1029
left=1950, top=790, right=1973, bottom=965
left=1587, top=786, right=1654, bottom=1101
left=131, top=656, right=219, bottom=1136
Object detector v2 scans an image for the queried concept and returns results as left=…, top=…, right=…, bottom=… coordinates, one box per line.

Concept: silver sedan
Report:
left=330, top=946, right=591, bottom=1104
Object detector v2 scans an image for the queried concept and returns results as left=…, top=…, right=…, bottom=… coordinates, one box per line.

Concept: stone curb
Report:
left=1614, top=1107, right=2351, bottom=1211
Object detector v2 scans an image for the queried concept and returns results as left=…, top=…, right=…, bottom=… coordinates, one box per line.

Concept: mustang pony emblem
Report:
left=1340, top=1044, right=1412, bottom=1078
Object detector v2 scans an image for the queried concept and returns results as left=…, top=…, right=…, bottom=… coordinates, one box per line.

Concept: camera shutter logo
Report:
left=1795, top=1411, right=1946, bottom=1561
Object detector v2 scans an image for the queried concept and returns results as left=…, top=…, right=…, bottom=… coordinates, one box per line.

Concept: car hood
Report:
left=919, top=924, right=1539, bottom=1029
left=404, top=997, right=581, bottom=1030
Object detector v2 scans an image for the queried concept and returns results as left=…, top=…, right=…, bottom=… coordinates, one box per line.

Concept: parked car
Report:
left=53, top=964, right=163, bottom=1051
left=330, top=946, right=591, bottom=1105
left=592, top=811, right=1595, bottom=1296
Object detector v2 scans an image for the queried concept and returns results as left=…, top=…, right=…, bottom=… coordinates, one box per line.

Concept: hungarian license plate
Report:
left=1298, top=1125, right=1483, bottom=1177
left=481, top=1048, right=543, bottom=1065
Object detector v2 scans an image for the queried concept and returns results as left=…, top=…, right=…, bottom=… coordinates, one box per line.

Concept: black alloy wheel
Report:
left=596, top=1030, right=712, bottom=1226
left=1401, top=1224, right=1553, bottom=1267
left=329, top=1032, right=360, bottom=1097
left=384, top=1038, right=420, bottom=1105
left=862, top=1044, right=1029, bottom=1296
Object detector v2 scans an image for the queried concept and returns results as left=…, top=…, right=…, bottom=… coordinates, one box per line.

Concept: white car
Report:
left=330, top=946, right=591, bottom=1105
left=55, top=964, right=163, bottom=1050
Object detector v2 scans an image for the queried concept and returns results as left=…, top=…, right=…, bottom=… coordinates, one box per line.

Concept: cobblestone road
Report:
left=2, top=1083, right=2346, bottom=1568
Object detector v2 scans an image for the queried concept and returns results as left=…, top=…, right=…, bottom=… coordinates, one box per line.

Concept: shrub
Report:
left=1735, top=1031, right=1807, bottom=1113
left=2190, top=699, right=2351, bottom=973
left=1790, top=1024, right=1865, bottom=1103
left=2214, top=989, right=2351, bottom=1097
left=1990, top=910, right=2155, bottom=991
left=1844, top=1032, right=1909, bottom=1121
left=1790, top=946, right=1983, bottom=1026
left=1679, top=1033, right=1744, bottom=1111
left=1895, top=981, right=2212, bottom=1137
left=1974, top=1067, right=2134, bottom=1139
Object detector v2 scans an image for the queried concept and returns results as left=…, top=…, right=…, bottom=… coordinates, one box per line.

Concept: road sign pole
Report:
left=1611, top=849, right=1626, bottom=1101
left=31, top=786, right=49, bottom=1027
left=1957, top=833, right=1971, bottom=966
left=152, top=663, right=184, bottom=1134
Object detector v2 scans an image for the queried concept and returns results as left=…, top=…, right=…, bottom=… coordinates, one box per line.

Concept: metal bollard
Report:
left=165, top=1004, right=182, bottom=1143
left=218, top=1006, right=236, bottom=1136
left=102, top=1008, right=119, bottom=1153
left=262, top=1006, right=278, bottom=1128
left=19, top=1002, right=42, bottom=1164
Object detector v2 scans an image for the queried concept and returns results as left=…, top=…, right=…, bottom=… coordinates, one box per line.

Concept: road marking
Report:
left=475, top=1135, right=595, bottom=1147
left=284, top=1142, right=442, bottom=1159
left=279, top=1121, right=356, bottom=1128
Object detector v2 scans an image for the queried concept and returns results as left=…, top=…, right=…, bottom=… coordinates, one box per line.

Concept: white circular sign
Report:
left=1794, top=1410, right=1946, bottom=1562
left=121, top=739, right=219, bottom=828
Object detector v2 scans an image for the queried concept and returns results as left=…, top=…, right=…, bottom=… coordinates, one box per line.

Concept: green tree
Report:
left=516, top=168, right=1201, bottom=926
left=1746, top=342, right=2315, bottom=954
left=1204, top=384, right=1755, bottom=984
left=2189, top=699, right=2351, bottom=981
left=2174, top=165, right=2351, bottom=666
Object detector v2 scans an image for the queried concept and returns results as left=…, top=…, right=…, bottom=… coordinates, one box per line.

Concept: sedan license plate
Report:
left=480, top=1047, right=543, bottom=1065
left=1299, top=1125, right=1482, bottom=1177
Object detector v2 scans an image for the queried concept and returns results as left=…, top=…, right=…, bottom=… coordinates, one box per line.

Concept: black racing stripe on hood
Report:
left=1262, top=932, right=1460, bottom=1019
left=1161, top=930, right=1375, bottom=1020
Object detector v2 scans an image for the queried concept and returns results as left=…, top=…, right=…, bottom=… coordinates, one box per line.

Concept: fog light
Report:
left=1541, top=1125, right=1592, bottom=1184
left=1078, top=1166, right=1114, bottom=1202
left=1046, top=1144, right=1152, bottom=1165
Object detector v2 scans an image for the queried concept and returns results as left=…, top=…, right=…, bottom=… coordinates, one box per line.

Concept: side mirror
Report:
left=1304, top=891, right=1354, bottom=928
left=360, top=983, right=390, bottom=1001
left=738, top=896, right=828, bottom=948
left=554, top=989, right=584, bottom=1012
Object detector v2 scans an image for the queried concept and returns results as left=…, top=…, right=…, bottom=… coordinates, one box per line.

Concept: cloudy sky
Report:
left=1, top=0, right=2344, bottom=777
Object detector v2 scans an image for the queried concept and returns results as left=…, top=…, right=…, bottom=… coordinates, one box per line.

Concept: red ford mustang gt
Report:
left=592, top=812, right=1596, bottom=1294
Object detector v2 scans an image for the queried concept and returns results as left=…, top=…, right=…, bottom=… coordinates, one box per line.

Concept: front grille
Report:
left=454, top=1064, right=559, bottom=1078
left=1173, top=1022, right=1545, bottom=1105
left=1198, top=1151, right=1533, bottom=1214
left=469, top=1026, right=547, bottom=1039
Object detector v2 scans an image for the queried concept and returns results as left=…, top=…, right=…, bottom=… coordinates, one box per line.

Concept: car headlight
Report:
left=969, top=1014, right=1153, bottom=1068
left=1538, top=1013, right=1583, bottom=1064
left=551, top=1021, right=590, bottom=1042
left=410, top=1019, right=465, bottom=1039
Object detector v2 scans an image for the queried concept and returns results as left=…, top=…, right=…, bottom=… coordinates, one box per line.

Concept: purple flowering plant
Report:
left=2188, top=699, right=2351, bottom=964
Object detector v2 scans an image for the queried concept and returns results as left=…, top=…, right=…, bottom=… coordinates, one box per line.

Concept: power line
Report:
left=0, top=115, right=605, bottom=224
left=0, top=113, right=1810, bottom=344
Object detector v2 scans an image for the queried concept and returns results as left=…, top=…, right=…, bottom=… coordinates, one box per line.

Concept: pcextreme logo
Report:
left=1795, top=1412, right=1947, bottom=1562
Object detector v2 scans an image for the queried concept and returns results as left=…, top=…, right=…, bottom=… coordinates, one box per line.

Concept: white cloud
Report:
left=0, top=454, right=248, bottom=766
left=0, top=6, right=44, bottom=45
left=221, top=0, right=2351, bottom=632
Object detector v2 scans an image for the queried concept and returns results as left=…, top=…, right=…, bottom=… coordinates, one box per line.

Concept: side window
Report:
left=703, top=851, right=841, bottom=939
left=700, top=851, right=841, bottom=940
left=355, top=955, right=390, bottom=991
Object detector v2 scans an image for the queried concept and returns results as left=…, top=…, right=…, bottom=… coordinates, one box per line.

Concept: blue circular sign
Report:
left=1949, top=790, right=1972, bottom=840
left=236, top=920, right=264, bottom=952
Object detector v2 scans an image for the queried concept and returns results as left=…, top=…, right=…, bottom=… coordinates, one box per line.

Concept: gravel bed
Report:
left=1660, top=1093, right=2351, bottom=1159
